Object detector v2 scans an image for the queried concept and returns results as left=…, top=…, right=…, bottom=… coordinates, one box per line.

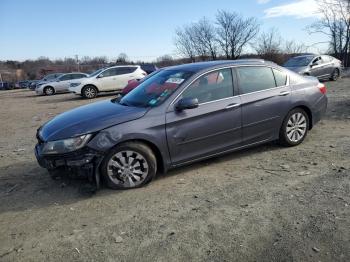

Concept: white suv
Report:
left=69, top=65, right=147, bottom=98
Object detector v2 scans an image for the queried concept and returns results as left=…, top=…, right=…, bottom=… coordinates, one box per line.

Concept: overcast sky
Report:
left=0, top=0, right=327, bottom=61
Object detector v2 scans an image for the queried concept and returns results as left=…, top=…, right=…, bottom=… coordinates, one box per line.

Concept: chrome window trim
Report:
left=169, top=64, right=290, bottom=108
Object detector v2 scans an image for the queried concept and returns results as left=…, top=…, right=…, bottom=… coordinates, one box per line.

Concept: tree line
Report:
left=175, top=1, right=350, bottom=67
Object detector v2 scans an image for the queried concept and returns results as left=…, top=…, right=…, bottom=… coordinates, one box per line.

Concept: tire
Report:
left=279, top=108, right=309, bottom=147
left=330, top=68, right=340, bottom=81
left=101, top=142, right=157, bottom=190
left=82, top=85, right=98, bottom=99
left=44, top=86, right=55, bottom=96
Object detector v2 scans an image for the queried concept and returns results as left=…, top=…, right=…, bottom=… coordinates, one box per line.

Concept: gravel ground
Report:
left=0, top=80, right=349, bottom=262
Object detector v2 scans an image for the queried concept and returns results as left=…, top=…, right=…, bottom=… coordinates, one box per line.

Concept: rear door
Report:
left=166, top=68, right=242, bottom=165
left=236, top=66, right=291, bottom=144
left=116, top=67, right=139, bottom=90
left=55, top=74, right=72, bottom=92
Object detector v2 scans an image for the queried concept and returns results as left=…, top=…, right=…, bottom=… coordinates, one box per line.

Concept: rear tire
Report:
left=330, top=68, right=340, bottom=81
left=44, top=86, right=55, bottom=96
left=82, top=85, right=98, bottom=99
left=101, top=142, right=157, bottom=190
left=279, top=108, right=309, bottom=147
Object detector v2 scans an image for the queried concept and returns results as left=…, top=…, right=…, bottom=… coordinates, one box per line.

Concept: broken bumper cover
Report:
left=35, top=144, right=104, bottom=181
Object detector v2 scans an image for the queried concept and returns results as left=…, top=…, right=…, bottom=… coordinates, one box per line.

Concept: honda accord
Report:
left=35, top=60, right=327, bottom=189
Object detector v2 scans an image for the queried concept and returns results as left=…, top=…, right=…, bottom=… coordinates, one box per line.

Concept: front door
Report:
left=166, top=68, right=242, bottom=165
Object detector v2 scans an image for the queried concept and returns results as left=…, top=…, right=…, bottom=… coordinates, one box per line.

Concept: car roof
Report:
left=165, top=59, right=275, bottom=73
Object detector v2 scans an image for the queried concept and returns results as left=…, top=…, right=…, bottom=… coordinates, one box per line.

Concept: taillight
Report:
left=318, top=83, right=327, bottom=94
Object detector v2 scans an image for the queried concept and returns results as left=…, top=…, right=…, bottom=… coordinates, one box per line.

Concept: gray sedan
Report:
left=36, top=73, right=88, bottom=95
left=35, top=60, right=327, bottom=189
left=284, top=54, right=342, bottom=81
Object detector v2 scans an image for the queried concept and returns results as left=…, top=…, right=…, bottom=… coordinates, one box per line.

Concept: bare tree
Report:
left=308, top=0, right=350, bottom=66
left=117, top=53, right=128, bottom=63
left=192, top=18, right=218, bottom=60
left=284, top=40, right=308, bottom=54
left=216, top=10, right=260, bottom=59
left=174, top=25, right=196, bottom=62
left=255, top=28, right=282, bottom=56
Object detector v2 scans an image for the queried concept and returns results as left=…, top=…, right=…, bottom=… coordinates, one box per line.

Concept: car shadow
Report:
left=0, top=141, right=282, bottom=214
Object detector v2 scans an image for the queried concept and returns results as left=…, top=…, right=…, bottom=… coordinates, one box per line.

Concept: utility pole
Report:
left=75, top=55, right=80, bottom=72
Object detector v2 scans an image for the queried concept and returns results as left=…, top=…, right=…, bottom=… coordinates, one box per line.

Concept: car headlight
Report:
left=41, top=134, right=92, bottom=155
left=70, top=82, right=81, bottom=87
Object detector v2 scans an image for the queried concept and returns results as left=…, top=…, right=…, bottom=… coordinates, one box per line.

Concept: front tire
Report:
left=279, top=108, right=309, bottom=147
left=82, top=85, right=98, bottom=99
left=44, top=86, right=55, bottom=96
left=101, top=142, right=157, bottom=190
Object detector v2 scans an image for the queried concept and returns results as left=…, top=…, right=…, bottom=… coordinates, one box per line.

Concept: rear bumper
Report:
left=312, top=95, right=328, bottom=126
left=35, top=144, right=104, bottom=180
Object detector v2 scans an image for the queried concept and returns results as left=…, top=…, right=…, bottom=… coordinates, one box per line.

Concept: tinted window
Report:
left=284, top=56, right=314, bottom=67
left=182, top=68, right=234, bottom=104
left=273, top=69, right=287, bottom=87
left=237, top=67, right=276, bottom=94
left=100, top=68, right=118, bottom=77
left=72, top=74, right=86, bottom=79
left=116, top=67, right=137, bottom=75
left=59, top=74, right=71, bottom=81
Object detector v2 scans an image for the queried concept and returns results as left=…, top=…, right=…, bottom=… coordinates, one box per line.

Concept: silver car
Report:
left=284, top=54, right=342, bottom=81
left=36, top=73, right=88, bottom=95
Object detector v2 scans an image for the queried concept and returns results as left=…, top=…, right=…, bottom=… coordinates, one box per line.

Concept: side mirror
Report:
left=97, top=74, right=103, bottom=78
left=175, top=97, right=199, bottom=111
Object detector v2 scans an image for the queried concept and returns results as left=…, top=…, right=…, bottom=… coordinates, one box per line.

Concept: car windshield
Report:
left=284, top=56, right=314, bottom=67
left=119, top=69, right=194, bottom=107
left=89, top=69, right=104, bottom=77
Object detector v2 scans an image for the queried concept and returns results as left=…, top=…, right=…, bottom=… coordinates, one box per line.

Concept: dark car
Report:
left=121, top=69, right=162, bottom=96
left=284, top=54, right=342, bottom=81
left=140, top=64, right=158, bottom=75
left=29, top=80, right=40, bottom=90
left=35, top=60, right=327, bottom=190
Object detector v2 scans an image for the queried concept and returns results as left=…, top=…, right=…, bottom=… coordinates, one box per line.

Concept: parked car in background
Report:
left=69, top=65, right=147, bottom=98
left=0, top=82, right=12, bottom=90
left=35, top=73, right=64, bottom=89
left=35, top=60, right=327, bottom=189
left=284, top=54, right=342, bottom=81
left=36, top=73, right=88, bottom=95
left=140, top=64, right=158, bottom=74
left=17, top=80, right=30, bottom=89
left=121, top=69, right=162, bottom=95
left=28, top=80, right=40, bottom=90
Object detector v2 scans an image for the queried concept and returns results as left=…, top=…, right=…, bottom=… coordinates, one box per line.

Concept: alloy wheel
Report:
left=45, top=87, right=54, bottom=95
left=286, top=112, right=307, bottom=143
left=85, top=87, right=96, bottom=98
left=107, top=150, right=149, bottom=188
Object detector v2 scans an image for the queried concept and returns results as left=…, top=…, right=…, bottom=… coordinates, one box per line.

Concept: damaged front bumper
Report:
left=35, top=144, right=104, bottom=187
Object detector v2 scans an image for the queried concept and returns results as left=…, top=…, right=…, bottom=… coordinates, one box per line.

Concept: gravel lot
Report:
left=0, top=80, right=349, bottom=262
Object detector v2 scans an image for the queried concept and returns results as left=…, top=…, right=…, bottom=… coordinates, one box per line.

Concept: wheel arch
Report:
left=43, top=85, right=55, bottom=93
left=289, top=105, right=313, bottom=130
left=82, top=84, right=99, bottom=92
left=102, top=138, right=166, bottom=174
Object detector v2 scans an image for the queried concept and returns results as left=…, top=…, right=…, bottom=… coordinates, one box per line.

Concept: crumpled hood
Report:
left=285, top=66, right=308, bottom=74
left=39, top=99, right=148, bottom=141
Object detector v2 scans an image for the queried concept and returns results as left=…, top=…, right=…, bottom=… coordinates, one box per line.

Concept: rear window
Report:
left=117, top=67, right=137, bottom=74
left=237, top=66, right=276, bottom=94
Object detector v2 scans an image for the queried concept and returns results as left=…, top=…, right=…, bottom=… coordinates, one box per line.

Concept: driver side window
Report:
left=312, top=57, right=322, bottom=65
left=181, top=68, right=234, bottom=104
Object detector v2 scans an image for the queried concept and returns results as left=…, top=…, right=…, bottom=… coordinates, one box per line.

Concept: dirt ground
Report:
left=0, top=80, right=349, bottom=262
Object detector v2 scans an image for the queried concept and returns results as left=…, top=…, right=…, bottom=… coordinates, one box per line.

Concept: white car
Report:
left=68, top=65, right=147, bottom=99
left=36, top=73, right=88, bottom=95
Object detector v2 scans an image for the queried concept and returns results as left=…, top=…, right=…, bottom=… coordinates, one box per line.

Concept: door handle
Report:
left=279, top=91, right=290, bottom=96
left=225, top=103, right=240, bottom=110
